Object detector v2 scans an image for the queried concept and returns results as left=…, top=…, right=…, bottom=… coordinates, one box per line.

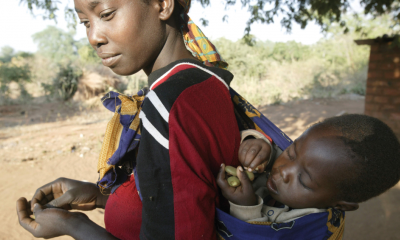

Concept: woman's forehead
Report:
left=74, top=0, right=115, bottom=12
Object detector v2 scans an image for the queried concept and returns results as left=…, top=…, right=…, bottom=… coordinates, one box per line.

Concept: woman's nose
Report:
left=88, top=24, right=107, bottom=49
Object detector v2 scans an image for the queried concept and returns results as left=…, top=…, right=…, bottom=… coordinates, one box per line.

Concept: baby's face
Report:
left=266, top=126, right=351, bottom=209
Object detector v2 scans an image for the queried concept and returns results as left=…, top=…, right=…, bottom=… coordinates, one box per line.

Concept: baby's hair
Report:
left=318, top=114, right=400, bottom=203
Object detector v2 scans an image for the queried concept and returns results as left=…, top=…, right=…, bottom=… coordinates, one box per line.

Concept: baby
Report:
left=217, top=114, right=400, bottom=223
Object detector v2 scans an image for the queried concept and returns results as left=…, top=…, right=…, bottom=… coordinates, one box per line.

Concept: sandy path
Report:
left=1, top=97, right=399, bottom=239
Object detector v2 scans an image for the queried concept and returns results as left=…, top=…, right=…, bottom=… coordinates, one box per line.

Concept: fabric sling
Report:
left=97, top=89, right=148, bottom=193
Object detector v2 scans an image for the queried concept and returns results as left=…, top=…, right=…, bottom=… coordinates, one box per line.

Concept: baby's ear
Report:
left=334, top=201, right=359, bottom=211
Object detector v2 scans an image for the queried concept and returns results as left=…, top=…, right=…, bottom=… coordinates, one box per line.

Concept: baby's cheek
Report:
left=280, top=189, right=309, bottom=208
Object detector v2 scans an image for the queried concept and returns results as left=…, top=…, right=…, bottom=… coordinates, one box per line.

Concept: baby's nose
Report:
left=279, top=163, right=296, bottom=183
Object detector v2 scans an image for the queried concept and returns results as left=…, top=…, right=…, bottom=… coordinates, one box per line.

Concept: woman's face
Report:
left=74, top=0, right=167, bottom=75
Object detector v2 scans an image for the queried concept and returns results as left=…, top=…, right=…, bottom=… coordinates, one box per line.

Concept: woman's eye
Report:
left=101, top=11, right=115, bottom=20
left=80, top=21, right=90, bottom=28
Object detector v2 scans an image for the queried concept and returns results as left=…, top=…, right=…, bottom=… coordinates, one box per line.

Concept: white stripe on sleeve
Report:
left=146, top=91, right=170, bottom=123
left=139, top=111, right=169, bottom=149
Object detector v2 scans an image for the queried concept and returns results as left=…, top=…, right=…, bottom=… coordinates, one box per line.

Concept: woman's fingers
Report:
left=17, top=197, right=38, bottom=234
left=46, top=190, right=75, bottom=210
left=31, top=179, right=65, bottom=211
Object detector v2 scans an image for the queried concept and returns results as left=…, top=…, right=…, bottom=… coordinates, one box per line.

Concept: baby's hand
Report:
left=217, top=164, right=258, bottom=206
left=239, top=138, right=271, bottom=173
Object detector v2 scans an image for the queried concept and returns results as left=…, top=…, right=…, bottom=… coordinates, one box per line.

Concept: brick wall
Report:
left=364, top=42, right=400, bottom=139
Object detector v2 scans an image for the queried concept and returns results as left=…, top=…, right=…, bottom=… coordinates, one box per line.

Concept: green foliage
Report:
left=213, top=22, right=370, bottom=105
left=0, top=59, right=32, bottom=103
left=0, top=64, right=31, bottom=89
left=271, top=41, right=310, bottom=63
left=42, top=64, right=82, bottom=101
left=0, top=46, right=34, bottom=63
left=76, top=39, right=101, bottom=64
left=19, top=0, right=400, bottom=36
left=0, top=46, right=15, bottom=63
left=0, top=46, right=33, bottom=104
left=32, top=26, right=78, bottom=64
left=20, top=0, right=58, bottom=20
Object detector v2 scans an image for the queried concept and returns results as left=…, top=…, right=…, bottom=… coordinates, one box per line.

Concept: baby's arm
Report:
left=217, top=131, right=281, bottom=222
left=239, top=129, right=274, bottom=172
left=216, top=130, right=273, bottom=206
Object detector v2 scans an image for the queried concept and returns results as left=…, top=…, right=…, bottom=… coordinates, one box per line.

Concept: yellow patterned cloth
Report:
left=97, top=90, right=147, bottom=193
left=177, top=0, right=228, bottom=69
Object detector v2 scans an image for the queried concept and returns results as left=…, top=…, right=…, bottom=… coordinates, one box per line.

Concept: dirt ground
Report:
left=1, top=95, right=399, bottom=240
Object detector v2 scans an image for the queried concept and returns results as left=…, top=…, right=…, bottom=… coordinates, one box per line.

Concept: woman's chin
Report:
left=108, top=66, right=140, bottom=76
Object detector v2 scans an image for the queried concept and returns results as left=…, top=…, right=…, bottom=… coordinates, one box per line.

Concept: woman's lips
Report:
left=101, top=54, right=121, bottom=67
left=267, top=174, right=279, bottom=195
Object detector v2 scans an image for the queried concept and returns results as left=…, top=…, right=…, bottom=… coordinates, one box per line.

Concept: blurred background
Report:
left=1, top=0, right=399, bottom=239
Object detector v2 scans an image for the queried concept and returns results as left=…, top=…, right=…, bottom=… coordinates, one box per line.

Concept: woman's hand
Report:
left=17, top=197, right=118, bottom=240
left=17, top=197, right=88, bottom=239
left=217, top=164, right=258, bottom=206
left=30, top=178, right=108, bottom=212
left=239, top=138, right=272, bottom=173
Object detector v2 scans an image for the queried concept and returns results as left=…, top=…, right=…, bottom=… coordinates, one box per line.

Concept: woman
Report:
left=16, top=0, right=242, bottom=239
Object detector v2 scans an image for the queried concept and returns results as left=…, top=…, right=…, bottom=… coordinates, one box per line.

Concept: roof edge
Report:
left=355, top=35, right=396, bottom=45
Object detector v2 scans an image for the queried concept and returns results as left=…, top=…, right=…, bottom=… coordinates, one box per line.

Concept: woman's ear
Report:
left=158, top=0, right=175, bottom=21
left=334, top=201, right=359, bottom=211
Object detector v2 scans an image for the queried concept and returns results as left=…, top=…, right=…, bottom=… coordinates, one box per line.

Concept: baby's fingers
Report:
left=244, top=147, right=263, bottom=171
left=236, top=167, right=252, bottom=191
left=240, top=145, right=261, bottom=167
left=249, top=151, right=269, bottom=172
left=217, top=164, right=229, bottom=191
left=238, top=140, right=250, bottom=165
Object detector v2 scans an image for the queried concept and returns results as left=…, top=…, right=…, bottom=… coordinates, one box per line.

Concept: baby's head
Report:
left=267, top=114, right=400, bottom=211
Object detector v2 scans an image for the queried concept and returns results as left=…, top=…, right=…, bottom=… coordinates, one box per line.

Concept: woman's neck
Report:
left=143, top=28, right=198, bottom=75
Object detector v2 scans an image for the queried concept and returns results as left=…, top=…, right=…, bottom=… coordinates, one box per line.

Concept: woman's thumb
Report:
left=46, top=192, right=72, bottom=209
left=33, top=203, right=44, bottom=213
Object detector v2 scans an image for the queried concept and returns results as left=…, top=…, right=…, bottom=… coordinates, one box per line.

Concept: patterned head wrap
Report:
left=177, top=0, right=228, bottom=69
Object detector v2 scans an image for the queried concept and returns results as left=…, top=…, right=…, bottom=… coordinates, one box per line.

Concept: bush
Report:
left=213, top=34, right=369, bottom=105
left=0, top=58, right=31, bottom=104
left=42, top=64, right=82, bottom=101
